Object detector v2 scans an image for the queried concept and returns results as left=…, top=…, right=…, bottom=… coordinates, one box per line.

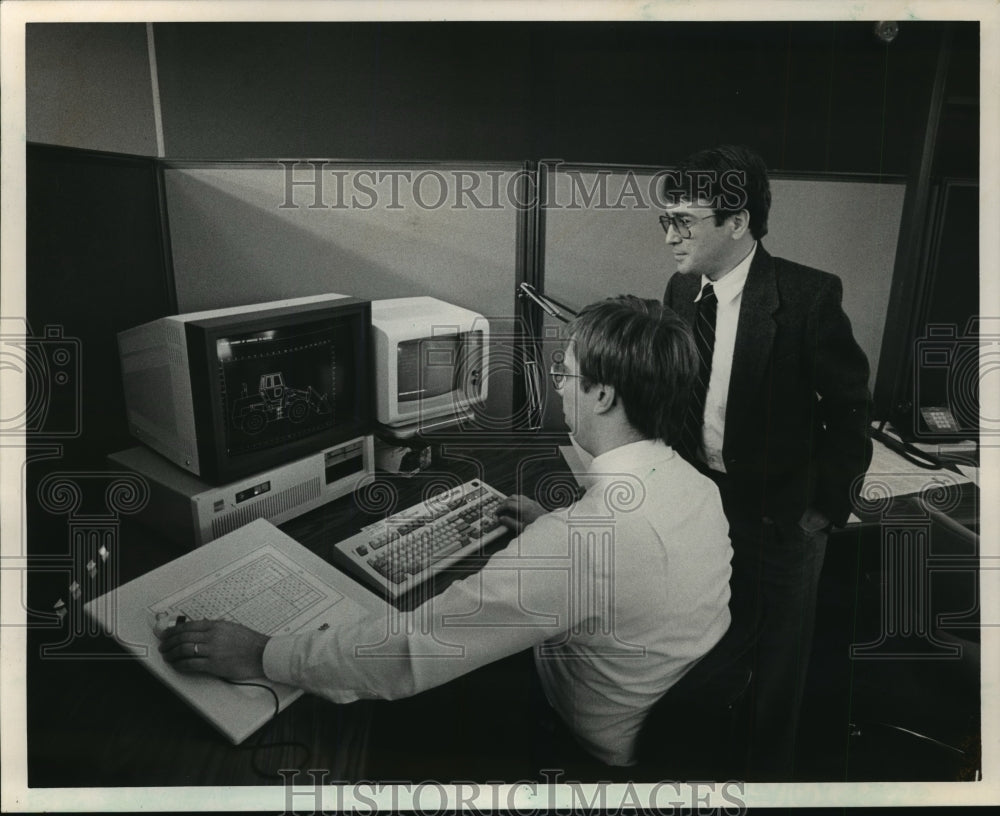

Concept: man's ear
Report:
left=730, top=209, right=751, bottom=240
left=593, top=384, right=616, bottom=415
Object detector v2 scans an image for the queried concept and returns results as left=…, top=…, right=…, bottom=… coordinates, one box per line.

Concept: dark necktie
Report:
left=680, top=282, right=718, bottom=461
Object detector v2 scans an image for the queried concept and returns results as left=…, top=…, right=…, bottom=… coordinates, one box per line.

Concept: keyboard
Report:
left=331, top=478, right=508, bottom=599
left=150, top=548, right=338, bottom=636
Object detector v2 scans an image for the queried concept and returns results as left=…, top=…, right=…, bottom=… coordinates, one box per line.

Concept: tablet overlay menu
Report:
left=152, top=547, right=332, bottom=636
left=83, top=518, right=374, bottom=745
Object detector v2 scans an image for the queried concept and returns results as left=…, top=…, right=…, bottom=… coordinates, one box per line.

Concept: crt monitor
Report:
left=371, top=297, right=489, bottom=431
left=118, top=294, right=372, bottom=484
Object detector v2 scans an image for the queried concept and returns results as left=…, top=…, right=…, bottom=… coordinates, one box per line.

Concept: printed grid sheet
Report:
left=151, top=546, right=343, bottom=635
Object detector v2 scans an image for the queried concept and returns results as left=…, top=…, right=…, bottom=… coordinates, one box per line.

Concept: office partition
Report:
left=26, top=143, right=175, bottom=465
left=162, top=161, right=529, bottom=428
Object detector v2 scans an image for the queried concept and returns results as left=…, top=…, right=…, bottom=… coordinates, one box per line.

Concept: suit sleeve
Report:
left=807, top=274, right=874, bottom=526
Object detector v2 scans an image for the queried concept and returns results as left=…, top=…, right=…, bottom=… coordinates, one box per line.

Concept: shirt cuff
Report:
left=261, top=634, right=298, bottom=685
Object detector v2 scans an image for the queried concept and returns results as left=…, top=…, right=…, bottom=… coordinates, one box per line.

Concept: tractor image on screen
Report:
left=231, top=372, right=330, bottom=435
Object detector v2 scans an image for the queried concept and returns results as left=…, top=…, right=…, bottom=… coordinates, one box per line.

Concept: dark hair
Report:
left=568, top=295, right=696, bottom=445
left=664, top=144, right=771, bottom=239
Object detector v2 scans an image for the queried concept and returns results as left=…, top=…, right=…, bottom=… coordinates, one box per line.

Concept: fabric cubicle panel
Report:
left=539, top=167, right=906, bottom=430
left=162, top=161, right=526, bottom=428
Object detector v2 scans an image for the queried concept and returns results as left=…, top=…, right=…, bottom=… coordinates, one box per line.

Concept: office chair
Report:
left=635, top=609, right=756, bottom=780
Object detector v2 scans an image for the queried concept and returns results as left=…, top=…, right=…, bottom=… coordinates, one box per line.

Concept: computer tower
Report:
left=108, top=435, right=374, bottom=548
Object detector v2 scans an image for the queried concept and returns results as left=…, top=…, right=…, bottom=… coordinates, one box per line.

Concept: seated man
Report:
left=160, top=296, right=733, bottom=768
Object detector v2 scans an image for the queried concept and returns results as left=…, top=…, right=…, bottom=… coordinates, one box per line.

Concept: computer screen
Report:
left=119, top=294, right=372, bottom=483
left=219, top=318, right=354, bottom=454
left=396, top=331, right=484, bottom=405
left=371, top=297, right=489, bottom=431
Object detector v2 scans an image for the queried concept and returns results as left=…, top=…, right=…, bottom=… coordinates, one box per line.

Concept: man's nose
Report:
left=664, top=224, right=683, bottom=245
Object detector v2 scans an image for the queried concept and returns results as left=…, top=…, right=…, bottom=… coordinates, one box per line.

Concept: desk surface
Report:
left=24, top=437, right=573, bottom=787
left=847, top=437, right=978, bottom=531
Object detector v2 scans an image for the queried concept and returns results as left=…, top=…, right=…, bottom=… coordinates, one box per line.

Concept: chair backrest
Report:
left=635, top=617, right=755, bottom=771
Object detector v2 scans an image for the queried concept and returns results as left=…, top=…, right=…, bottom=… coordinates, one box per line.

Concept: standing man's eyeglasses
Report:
left=549, top=362, right=583, bottom=390
left=658, top=213, right=716, bottom=239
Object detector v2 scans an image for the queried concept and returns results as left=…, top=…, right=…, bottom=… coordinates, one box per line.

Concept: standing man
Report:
left=661, top=145, right=873, bottom=779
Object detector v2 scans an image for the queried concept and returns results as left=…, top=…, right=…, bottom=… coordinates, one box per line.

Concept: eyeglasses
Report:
left=658, top=212, right=716, bottom=239
left=550, top=362, right=583, bottom=391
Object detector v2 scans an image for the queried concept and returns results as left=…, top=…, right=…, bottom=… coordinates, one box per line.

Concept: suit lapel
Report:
left=725, top=245, right=779, bottom=437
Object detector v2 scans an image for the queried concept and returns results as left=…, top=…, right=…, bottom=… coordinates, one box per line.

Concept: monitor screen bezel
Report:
left=184, top=297, right=373, bottom=484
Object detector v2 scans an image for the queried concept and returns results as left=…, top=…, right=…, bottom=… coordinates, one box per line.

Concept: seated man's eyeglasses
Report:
left=550, top=362, right=583, bottom=391
left=658, top=212, right=716, bottom=239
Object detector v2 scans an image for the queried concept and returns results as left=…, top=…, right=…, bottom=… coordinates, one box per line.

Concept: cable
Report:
left=854, top=721, right=966, bottom=757
left=523, top=358, right=543, bottom=430
left=874, top=419, right=978, bottom=468
left=223, top=677, right=281, bottom=715
left=222, top=678, right=313, bottom=779
left=870, top=425, right=946, bottom=470
left=249, top=730, right=312, bottom=780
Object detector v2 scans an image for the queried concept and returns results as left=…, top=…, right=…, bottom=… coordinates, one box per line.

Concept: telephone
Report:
left=920, top=406, right=961, bottom=434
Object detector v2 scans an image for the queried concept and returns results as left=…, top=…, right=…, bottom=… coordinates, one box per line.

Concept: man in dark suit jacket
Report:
left=661, top=145, right=873, bottom=779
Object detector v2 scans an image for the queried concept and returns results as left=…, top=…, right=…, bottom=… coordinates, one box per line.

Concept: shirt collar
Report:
left=587, top=438, right=675, bottom=479
left=696, top=242, right=756, bottom=305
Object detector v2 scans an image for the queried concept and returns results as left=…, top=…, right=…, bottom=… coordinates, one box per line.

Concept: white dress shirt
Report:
left=262, top=439, right=732, bottom=766
left=697, top=242, right=757, bottom=473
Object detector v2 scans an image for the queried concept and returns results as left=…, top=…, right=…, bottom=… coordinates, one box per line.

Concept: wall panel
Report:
left=26, top=23, right=158, bottom=155
left=163, top=161, right=526, bottom=426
